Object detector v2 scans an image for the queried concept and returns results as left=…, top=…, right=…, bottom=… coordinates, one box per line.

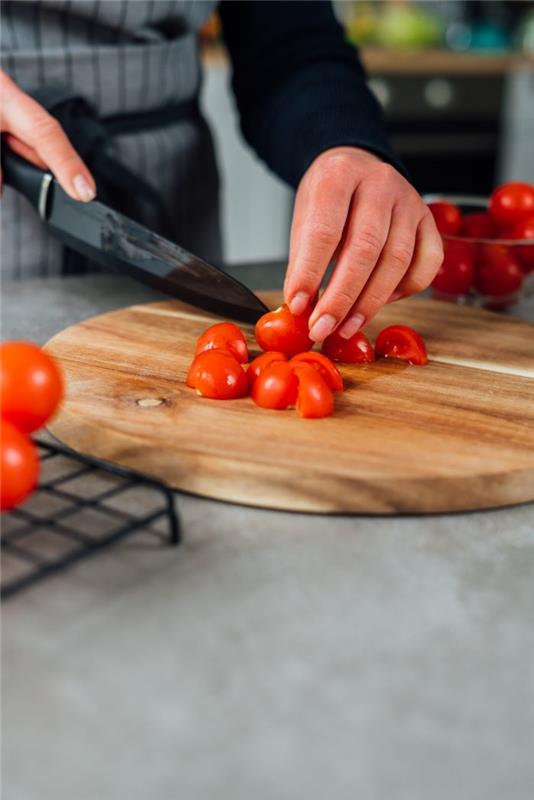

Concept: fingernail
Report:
left=309, top=313, right=337, bottom=342
left=388, top=290, right=403, bottom=304
left=73, top=174, right=96, bottom=202
left=289, top=291, right=309, bottom=315
left=339, top=312, right=365, bottom=339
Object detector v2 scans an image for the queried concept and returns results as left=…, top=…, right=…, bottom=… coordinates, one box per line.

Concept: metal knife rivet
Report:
left=136, top=397, right=165, bottom=408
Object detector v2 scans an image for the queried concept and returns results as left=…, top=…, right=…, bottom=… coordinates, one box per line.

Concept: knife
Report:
left=1, top=148, right=269, bottom=323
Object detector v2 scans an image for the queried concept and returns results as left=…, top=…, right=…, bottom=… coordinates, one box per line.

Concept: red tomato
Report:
left=255, top=305, right=313, bottom=358
left=489, top=182, right=534, bottom=229
left=194, top=322, right=248, bottom=363
left=321, top=330, right=375, bottom=364
left=251, top=361, right=298, bottom=410
left=290, top=352, right=343, bottom=392
left=0, top=421, right=40, bottom=511
left=475, top=244, right=524, bottom=297
left=431, top=240, right=475, bottom=295
left=186, top=349, right=248, bottom=399
left=246, top=351, right=287, bottom=388
left=0, top=341, right=63, bottom=434
left=293, top=364, right=334, bottom=419
left=375, top=325, right=428, bottom=366
left=509, top=216, right=534, bottom=273
left=461, top=212, right=494, bottom=239
left=427, top=201, right=462, bottom=236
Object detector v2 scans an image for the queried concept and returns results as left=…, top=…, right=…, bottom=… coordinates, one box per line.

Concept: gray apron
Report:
left=1, top=0, right=221, bottom=278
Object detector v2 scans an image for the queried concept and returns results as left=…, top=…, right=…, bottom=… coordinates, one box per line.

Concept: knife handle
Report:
left=1, top=147, right=53, bottom=219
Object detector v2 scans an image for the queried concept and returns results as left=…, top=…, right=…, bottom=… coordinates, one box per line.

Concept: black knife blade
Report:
left=2, top=149, right=269, bottom=323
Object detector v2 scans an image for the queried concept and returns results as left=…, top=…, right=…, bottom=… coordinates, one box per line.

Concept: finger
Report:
left=307, top=183, right=392, bottom=341
left=284, top=157, right=355, bottom=315
left=393, top=212, right=444, bottom=299
left=3, top=134, right=48, bottom=169
left=1, top=73, right=95, bottom=202
left=337, top=205, right=418, bottom=338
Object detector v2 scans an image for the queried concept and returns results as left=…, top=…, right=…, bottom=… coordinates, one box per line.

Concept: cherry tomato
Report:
left=431, top=240, right=475, bottom=295
left=290, top=352, right=343, bottom=392
left=194, top=322, right=248, bottom=363
left=293, top=364, right=334, bottom=419
left=509, top=216, right=534, bottom=273
left=255, top=304, right=313, bottom=358
left=246, top=351, right=287, bottom=388
left=251, top=361, right=298, bottom=410
left=489, top=182, right=534, bottom=229
left=375, top=325, right=428, bottom=366
left=186, top=349, right=248, bottom=399
left=475, top=244, right=524, bottom=297
left=461, top=212, right=494, bottom=239
left=0, top=421, right=40, bottom=511
left=321, top=330, right=374, bottom=364
left=427, top=201, right=462, bottom=236
left=0, top=341, right=63, bottom=434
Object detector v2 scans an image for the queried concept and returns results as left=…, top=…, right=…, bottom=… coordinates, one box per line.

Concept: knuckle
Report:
left=305, top=218, right=340, bottom=249
left=349, top=228, right=382, bottom=263
left=36, top=115, right=62, bottom=140
left=327, top=288, right=356, bottom=312
left=388, top=242, right=413, bottom=270
left=372, top=162, right=396, bottom=183
left=403, top=276, right=428, bottom=296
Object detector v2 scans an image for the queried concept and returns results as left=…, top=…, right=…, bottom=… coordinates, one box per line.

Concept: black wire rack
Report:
left=1, top=438, right=181, bottom=599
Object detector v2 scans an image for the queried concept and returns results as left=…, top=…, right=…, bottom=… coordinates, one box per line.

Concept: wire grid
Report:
left=1, top=438, right=180, bottom=599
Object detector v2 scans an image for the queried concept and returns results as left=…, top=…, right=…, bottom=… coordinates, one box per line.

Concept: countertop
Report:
left=2, top=271, right=534, bottom=800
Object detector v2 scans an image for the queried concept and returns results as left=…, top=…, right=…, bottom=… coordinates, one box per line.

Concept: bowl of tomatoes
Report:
left=425, top=181, right=534, bottom=309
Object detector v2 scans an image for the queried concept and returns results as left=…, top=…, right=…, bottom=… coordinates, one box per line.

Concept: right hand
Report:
left=0, top=70, right=96, bottom=202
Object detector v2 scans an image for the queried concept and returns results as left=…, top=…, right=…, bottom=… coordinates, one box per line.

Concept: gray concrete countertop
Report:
left=2, top=272, right=533, bottom=800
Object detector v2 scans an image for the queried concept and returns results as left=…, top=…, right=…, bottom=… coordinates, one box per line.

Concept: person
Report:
left=0, top=0, right=443, bottom=343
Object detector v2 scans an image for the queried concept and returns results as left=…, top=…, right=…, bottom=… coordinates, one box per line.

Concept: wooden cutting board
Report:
left=45, top=293, right=534, bottom=514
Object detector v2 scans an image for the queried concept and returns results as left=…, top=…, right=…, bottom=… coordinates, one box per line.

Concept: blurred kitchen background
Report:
left=199, top=0, right=534, bottom=265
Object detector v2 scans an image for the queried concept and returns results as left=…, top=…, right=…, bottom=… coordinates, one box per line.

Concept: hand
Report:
left=0, top=70, right=95, bottom=202
left=284, top=146, right=444, bottom=341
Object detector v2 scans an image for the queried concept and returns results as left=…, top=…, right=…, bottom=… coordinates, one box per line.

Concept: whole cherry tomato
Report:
left=321, top=330, right=374, bottom=364
left=0, top=341, right=63, bottom=434
left=186, top=349, right=248, bottom=399
left=0, top=421, right=40, bottom=511
left=509, top=216, right=534, bottom=273
left=475, top=244, right=524, bottom=297
left=427, top=201, right=462, bottom=236
left=246, top=351, right=287, bottom=388
left=293, top=363, right=334, bottom=419
left=255, top=304, right=313, bottom=358
left=194, top=322, right=248, bottom=363
left=489, top=182, right=534, bottom=229
left=290, top=352, right=343, bottom=391
left=251, top=361, right=298, bottom=410
left=375, top=325, right=428, bottom=366
left=431, top=240, right=475, bottom=295
left=461, top=212, right=494, bottom=239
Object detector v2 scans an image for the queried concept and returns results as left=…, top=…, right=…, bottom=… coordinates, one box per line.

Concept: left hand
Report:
left=284, top=146, right=444, bottom=341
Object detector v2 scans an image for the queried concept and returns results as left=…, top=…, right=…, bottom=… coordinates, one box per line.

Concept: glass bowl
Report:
left=423, top=194, right=534, bottom=310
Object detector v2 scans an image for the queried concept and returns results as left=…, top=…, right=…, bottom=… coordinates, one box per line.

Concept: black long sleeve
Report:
left=218, top=0, right=405, bottom=189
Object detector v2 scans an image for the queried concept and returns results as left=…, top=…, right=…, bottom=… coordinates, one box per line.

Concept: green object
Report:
left=375, top=4, right=443, bottom=50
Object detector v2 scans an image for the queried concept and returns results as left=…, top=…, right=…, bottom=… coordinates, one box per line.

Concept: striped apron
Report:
left=1, top=0, right=221, bottom=278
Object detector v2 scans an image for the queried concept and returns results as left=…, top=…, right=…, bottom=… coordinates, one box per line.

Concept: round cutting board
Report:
left=45, top=293, right=534, bottom=514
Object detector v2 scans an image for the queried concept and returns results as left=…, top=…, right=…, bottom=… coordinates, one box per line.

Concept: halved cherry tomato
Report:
left=186, top=349, right=248, bottom=399
left=246, top=351, right=287, bottom=388
left=0, top=341, right=63, bottom=434
left=290, top=352, right=343, bottom=392
left=375, top=325, right=428, bottom=366
left=255, top=304, right=313, bottom=358
left=1, top=421, right=40, bottom=511
left=461, top=212, right=494, bottom=239
left=427, top=201, right=462, bottom=236
left=292, top=364, right=334, bottom=419
left=475, top=244, right=524, bottom=297
left=431, top=240, right=475, bottom=295
left=251, top=361, right=298, bottom=410
left=489, top=182, right=534, bottom=229
left=509, top=216, right=534, bottom=273
left=321, top=330, right=374, bottom=364
left=194, top=322, right=248, bottom=363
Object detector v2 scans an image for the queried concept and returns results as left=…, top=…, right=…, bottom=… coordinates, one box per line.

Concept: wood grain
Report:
left=45, top=293, right=534, bottom=514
